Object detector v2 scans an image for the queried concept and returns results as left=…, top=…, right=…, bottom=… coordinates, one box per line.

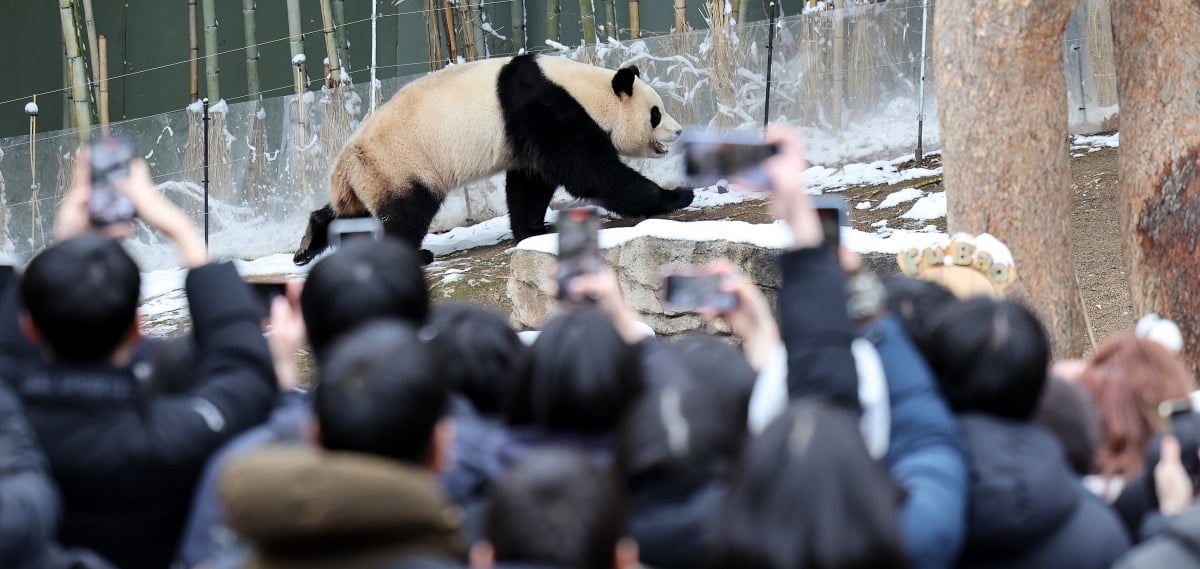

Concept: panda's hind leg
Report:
left=373, top=180, right=444, bottom=265
left=294, top=204, right=338, bottom=266
left=506, top=169, right=558, bottom=244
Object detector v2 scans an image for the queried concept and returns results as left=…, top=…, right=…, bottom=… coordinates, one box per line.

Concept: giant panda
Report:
left=293, top=53, right=694, bottom=265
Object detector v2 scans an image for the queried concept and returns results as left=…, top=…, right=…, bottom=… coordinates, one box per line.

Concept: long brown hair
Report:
left=1078, top=335, right=1194, bottom=479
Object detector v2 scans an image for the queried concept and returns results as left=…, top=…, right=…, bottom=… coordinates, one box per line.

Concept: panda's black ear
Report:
left=612, top=66, right=639, bottom=98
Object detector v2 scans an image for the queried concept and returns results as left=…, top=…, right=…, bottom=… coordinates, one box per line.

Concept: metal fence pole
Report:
left=202, top=97, right=210, bottom=248
left=763, top=1, right=778, bottom=129
left=915, top=0, right=930, bottom=162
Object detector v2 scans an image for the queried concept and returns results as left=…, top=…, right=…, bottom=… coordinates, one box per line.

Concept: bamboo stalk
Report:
left=99, top=34, right=109, bottom=135
left=333, top=0, right=349, bottom=70
left=674, top=0, right=687, bottom=33
left=59, top=0, right=91, bottom=138
left=189, top=0, right=199, bottom=102
left=200, top=0, right=220, bottom=101
left=458, top=0, right=478, bottom=60
left=629, top=0, right=640, bottom=39
left=425, top=0, right=444, bottom=70
left=580, top=0, right=597, bottom=45
left=511, top=0, right=526, bottom=51
left=466, top=0, right=487, bottom=59
left=320, top=0, right=342, bottom=86
left=80, top=0, right=99, bottom=109
left=602, top=0, right=617, bottom=40
left=737, top=0, right=749, bottom=25
left=440, top=0, right=459, bottom=63
left=286, top=0, right=305, bottom=67
left=548, top=0, right=561, bottom=43
left=243, top=0, right=261, bottom=101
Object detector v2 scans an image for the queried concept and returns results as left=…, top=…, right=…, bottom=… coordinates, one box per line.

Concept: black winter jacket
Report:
left=0, top=381, right=59, bottom=569
left=955, top=414, right=1129, bottom=569
left=0, top=262, right=277, bottom=569
left=778, top=248, right=859, bottom=412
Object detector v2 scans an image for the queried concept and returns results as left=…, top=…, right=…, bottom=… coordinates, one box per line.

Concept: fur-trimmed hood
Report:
left=222, top=447, right=464, bottom=569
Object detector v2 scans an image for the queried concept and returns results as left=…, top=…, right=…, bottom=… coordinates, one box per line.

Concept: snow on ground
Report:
left=806, top=152, right=942, bottom=194
left=875, top=188, right=925, bottom=210
left=901, top=192, right=946, bottom=221
left=1072, top=132, right=1120, bottom=152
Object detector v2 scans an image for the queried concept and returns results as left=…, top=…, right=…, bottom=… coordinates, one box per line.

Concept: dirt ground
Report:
left=425, top=142, right=1132, bottom=352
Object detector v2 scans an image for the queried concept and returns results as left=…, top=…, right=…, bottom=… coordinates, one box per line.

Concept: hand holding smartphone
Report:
left=681, top=129, right=780, bottom=188
left=556, top=206, right=602, bottom=304
left=88, top=135, right=137, bottom=228
left=661, top=269, right=739, bottom=313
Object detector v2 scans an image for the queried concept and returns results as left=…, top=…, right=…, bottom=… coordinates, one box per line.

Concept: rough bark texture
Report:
left=1111, top=0, right=1200, bottom=374
left=934, top=0, right=1089, bottom=356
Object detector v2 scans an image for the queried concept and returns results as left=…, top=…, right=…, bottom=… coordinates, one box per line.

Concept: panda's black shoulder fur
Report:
left=495, top=54, right=693, bottom=242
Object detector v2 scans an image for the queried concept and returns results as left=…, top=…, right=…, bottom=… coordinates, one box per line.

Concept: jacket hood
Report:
left=959, top=414, right=1079, bottom=554
left=222, top=447, right=463, bottom=564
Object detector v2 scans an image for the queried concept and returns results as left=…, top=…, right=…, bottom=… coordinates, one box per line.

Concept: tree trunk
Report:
left=935, top=0, right=1088, bottom=356
left=320, top=0, right=342, bottom=86
left=674, top=0, right=687, bottom=32
left=580, top=0, right=598, bottom=44
left=548, top=0, right=561, bottom=42
left=511, top=0, right=526, bottom=51
left=629, top=0, right=640, bottom=38
left=243, top=0, right=261, bottom=101
left=200, top=0, right=220, bottom=101
left=58, top=0, right=91, bottom=137
left=333, top=0, right=349, bottom=71
left=189, top=0, right=199, bottom=102
left=1111, top=0, right=1200, bottom=373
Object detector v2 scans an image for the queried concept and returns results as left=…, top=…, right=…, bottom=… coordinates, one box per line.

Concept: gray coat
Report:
left=0, top=381, right=59, bottom=569
left=1116, top=508, right=1200, bottom=569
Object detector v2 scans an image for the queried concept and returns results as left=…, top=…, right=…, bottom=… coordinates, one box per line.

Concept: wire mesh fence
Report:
left=0, top=0, right=1117, bottom=269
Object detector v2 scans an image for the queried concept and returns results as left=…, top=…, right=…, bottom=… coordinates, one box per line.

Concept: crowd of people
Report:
left=1, top=124, right=1198, bottom=569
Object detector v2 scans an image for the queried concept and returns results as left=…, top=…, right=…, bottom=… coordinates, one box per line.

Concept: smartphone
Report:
left=681, top=129, right=780, bottom=187
left=813, top=195, right=848, bottom=251
left=556, top=206, right=602, bottom=303
left=89, top=134, right=137, bottom=227
left=328, top=217, right=384, bottom=249
left=662, top=271, right=738, bottom=313
left=246, top=280, right=287, bottom=313
left=1158, top=397, right=1200, bottom=494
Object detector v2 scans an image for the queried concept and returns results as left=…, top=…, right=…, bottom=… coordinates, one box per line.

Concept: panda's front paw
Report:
left=661, top=187, right=695, bottom=212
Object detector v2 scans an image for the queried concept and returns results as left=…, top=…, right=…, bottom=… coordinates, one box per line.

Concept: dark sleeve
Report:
left=144, top=263, right=276, bottom=465
left=0, top=278, right=41, bottom=367
left=777, top=248, right=860, bottom=412
left=0, top=383, right=59, bottom=568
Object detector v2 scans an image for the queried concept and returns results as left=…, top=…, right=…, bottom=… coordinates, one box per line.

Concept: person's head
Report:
left=1077, top=334, right=1194, bottom=478
left=882, top=275, right=957, bottom=343
left=617, top=378, right=748, bottom=486
left=1034, top=376, right=1102, bottom=476
left=299, top=237, right=428, bottom=359
left=671, top=332, right=756, bottom=417
left=506, top=308, right=643, bottom=434
left=426, top=303, right=524, bottom=417
left=472, top=448, right=636, bottom=569
left=707, top=401, right=909, bottom=569
left=313, top=321, right=452, bottom=470
left=20, top=235, right=141, bottom=363
left=921, top=297, right=1050, bottom=420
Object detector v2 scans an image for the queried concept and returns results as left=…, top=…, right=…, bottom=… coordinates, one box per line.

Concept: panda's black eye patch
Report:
left=651, top=106, right=662, bottom=128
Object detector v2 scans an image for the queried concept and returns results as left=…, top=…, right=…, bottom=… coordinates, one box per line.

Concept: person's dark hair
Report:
left=617, top=378, right=747, bottom=485
left=506, top=308, right=642, bottom=433
left=486, top=448, right=627, bottom=569
left=921, top=297, right=1050, bottom=420
left=426, top=302, right=523, bottom=416
left=20, top=235, right=140, bottom=362
left=670, top=333, right=756, bottom=422
left=1034, top=376, right=1102, bottom=476
left=882, top=276, right=957, bottom=343
left=299, top=237, right=428, bottom=359
left=315, top=321, right=449, bottom=464
left=708, top=400, right=909, bottom=569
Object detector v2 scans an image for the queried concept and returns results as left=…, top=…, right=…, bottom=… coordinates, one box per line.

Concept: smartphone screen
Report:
left=681, top=129, right=779, bottom=187
left=89, top=135, right=137, bottom=226
left=556, top=206, right=601, bottom=302
left=813, top=196, right=848, bottom=251
left=663, top=274, right=738, bottom=312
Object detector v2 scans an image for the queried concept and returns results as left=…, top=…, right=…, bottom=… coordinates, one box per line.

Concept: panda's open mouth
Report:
left=652, top=141, right=669, bottom=155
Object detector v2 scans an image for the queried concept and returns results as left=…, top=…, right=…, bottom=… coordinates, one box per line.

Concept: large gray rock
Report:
left=507, top=220, right=901, bottom=336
